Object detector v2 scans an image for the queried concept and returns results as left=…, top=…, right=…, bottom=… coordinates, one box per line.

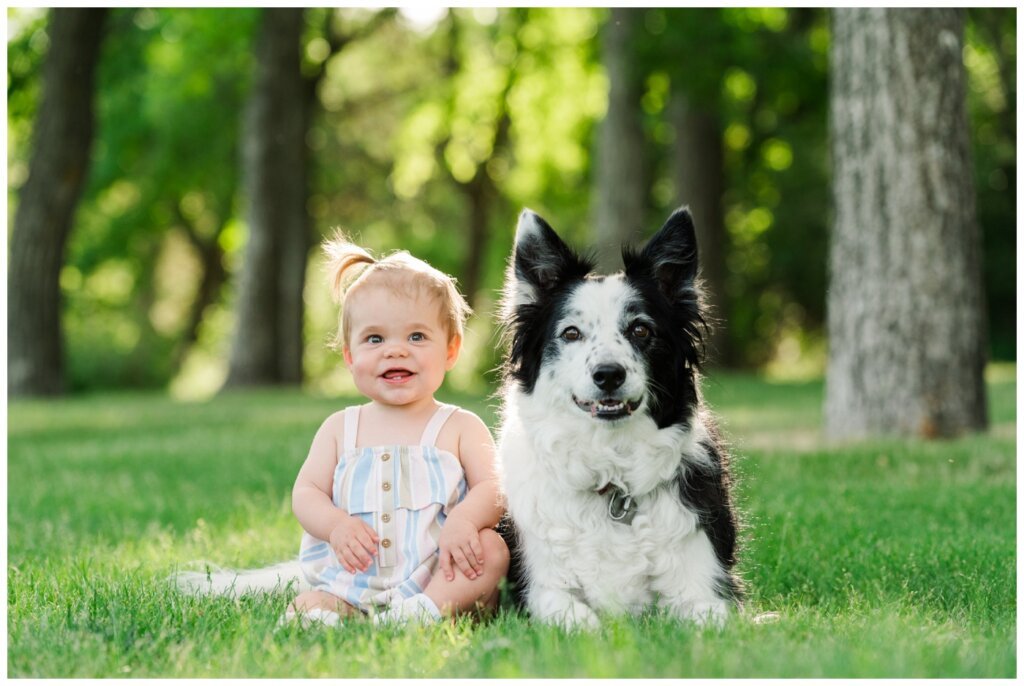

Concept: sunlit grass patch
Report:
left=7, top=367, right=1015, bottom=677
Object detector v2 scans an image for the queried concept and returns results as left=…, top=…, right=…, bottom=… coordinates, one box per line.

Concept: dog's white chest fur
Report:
left=498, top=388, right=727, bottom=624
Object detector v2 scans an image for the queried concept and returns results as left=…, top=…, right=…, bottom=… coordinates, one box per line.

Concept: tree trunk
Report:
left=592, top=8, right=648, bottom=273
left=825, top=8, right=988, bottom=439
left=278, top=43, right=310, bottom=386
left=669, top=92, right=730, bottom=366
left=8, top=9, right=107, bottom=396
left=172, top=209, right=227, bottom=371
left=460, top=172, right=491, bottom=308
left=225, top=8, right=307, bottom=387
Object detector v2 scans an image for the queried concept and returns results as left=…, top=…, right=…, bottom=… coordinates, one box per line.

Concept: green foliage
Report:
left=637, top=8, right=1014, bottom=366
left=6, top=8, right=1015, bottom=394
left=638, top=9, right=831, bottom=366
left=5, top=9, right=261, bottom=390
left=7, top=369, right=1015, bottom=676
left=304, top=8, right=607, bottom=387
left=966, top=8, right=1016, bottom=360
left=6, top=8, right=49, bottom=221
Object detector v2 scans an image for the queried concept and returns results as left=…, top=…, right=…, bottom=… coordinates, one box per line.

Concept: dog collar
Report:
left=596, top=483, right=637, bottom=525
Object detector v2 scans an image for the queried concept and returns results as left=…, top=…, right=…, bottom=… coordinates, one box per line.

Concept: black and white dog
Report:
left=496, top=207, right=741, bottom=628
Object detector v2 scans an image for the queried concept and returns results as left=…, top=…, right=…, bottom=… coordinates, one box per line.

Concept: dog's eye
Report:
left=560, top=326, right=582, bottom=342
left=631, top=323, right=652, bottom=339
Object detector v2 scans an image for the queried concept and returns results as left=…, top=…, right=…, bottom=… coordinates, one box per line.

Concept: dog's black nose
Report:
left=592, top=364, right=626, bottom=392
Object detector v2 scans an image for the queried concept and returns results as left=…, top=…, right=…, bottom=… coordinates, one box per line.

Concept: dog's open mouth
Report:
left=573, top=396, right=641, bottom=420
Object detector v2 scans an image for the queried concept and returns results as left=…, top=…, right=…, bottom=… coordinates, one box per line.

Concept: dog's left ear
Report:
left=624, top=206, right=699, bottom=299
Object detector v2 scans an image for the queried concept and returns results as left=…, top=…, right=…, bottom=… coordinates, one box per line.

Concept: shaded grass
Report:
left=7, top=368, right=1016, bottom=677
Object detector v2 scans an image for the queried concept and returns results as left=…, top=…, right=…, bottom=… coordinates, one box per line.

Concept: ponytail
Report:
left=322, top=230, right=375, bottom=303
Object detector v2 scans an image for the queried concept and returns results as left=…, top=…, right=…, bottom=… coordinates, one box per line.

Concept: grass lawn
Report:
left=7, top=365, right=1016, bottom=677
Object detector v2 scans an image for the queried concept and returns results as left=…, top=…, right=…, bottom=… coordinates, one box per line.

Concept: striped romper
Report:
left=297, top=403, right=467, bottom=613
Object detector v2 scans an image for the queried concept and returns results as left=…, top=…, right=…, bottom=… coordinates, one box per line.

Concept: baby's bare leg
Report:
left=423, top=528, right=510, bottom=616
left=288, top=590, right=360, bottom=617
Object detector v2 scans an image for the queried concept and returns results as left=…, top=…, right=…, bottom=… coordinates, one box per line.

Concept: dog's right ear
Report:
left=504, top=209, right=593, bottom=308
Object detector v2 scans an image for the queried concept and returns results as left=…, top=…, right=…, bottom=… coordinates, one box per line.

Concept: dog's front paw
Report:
left=554, top=600, right=601, bottom=630
left=531, top=588, right=601, bottom=630
left=664, top=598, right=731, bottom=627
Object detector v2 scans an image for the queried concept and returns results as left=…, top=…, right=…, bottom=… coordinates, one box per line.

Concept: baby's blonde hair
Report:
left=322, top=230, right=472, bottom=350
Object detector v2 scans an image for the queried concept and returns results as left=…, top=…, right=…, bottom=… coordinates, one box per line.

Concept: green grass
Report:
left=8, top=366, right=1016, bottom=677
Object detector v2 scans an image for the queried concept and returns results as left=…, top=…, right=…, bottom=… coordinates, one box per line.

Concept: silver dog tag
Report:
left=607, top=488, right=637, bottom=525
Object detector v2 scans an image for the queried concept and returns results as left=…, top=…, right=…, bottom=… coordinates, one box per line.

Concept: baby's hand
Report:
left=437, top=515, right=484, bottom=581
left=329, top=514, right=379, bottom=574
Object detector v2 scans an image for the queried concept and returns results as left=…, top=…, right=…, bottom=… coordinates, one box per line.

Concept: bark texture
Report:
left=825, top=8, right=988, bottom=439
left=669, top=92, right=730, bottom=366
left=8, top=9, right=107, bottom=396
left=592, top=8, right=648, bottom=273
left=225, top=8, right=308, bottom=387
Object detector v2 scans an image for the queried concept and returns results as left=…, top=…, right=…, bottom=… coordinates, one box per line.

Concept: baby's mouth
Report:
left=381, top=368, right=414, bottom=382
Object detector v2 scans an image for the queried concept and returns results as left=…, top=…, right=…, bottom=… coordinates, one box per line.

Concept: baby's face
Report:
left=343, top=285, right=459, bottom=407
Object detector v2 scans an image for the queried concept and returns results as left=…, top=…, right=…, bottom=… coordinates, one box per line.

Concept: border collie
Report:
left=496, top=207, right=741, bottom=628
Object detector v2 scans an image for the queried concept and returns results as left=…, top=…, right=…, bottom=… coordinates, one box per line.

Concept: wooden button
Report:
left=381, top=538, right=392, bottom=548
left=382, top=481, right=392, bottom=491
left=381, top=453, right=391, bottom=462
left=381, top=513, right=391, bottom=523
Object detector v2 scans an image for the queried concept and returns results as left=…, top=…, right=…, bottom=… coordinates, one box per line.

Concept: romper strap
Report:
left=420, top=404, right=458, bottom=447
left=343, top=405, right=360, bottom=453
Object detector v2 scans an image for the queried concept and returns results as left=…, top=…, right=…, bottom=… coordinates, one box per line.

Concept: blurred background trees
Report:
left=7, top=8, right=1015, bottom=436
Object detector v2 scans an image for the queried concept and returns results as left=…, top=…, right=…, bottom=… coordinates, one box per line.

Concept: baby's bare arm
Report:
left=292, top=412, right=347, bottom=539
left=292, top=412, right=378, bottom=570
left=449, top=411, right=505, bottom=529
left=438, top=411, right=506, bottom=579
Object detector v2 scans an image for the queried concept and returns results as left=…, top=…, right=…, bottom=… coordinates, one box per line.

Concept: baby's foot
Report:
left=372, top=593, right=441, bottom=626
left=276, top=607, right=342, bottom=630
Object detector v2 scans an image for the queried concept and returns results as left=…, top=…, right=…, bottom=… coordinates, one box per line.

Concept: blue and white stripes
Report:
left=297, top=404, right=466, bottom=613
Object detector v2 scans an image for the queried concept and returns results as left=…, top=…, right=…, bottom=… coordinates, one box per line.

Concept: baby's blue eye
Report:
left=367, top=334, right=383, bottom=344
left=409, top=332, right=426, bottom=342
